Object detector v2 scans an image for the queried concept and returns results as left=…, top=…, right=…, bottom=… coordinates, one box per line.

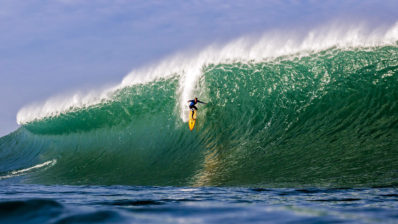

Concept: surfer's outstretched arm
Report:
left=198, top=100, right=207, bottom=104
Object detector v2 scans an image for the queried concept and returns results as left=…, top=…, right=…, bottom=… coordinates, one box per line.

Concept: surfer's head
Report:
left=194, top=97, right=198, bottom=102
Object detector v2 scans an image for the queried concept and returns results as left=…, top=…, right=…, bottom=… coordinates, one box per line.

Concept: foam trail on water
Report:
left=17, top=21, right=398, bottom=124
left=0, top=160, right=57, bottom=180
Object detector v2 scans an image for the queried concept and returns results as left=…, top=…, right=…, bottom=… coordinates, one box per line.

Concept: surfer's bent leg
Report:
left=192, top=106, right=197, bottom=118
left=189, top=105, right=197, bottom=119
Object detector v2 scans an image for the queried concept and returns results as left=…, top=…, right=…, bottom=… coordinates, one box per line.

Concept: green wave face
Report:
left=1, top=46, right=398, bottom=187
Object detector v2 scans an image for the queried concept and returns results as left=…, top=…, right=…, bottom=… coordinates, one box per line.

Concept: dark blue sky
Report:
left=1, top=0, right=397, bottom=136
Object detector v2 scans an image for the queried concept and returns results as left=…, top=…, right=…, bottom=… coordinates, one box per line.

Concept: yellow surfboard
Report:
left=189, top=110, right=197, bottom=131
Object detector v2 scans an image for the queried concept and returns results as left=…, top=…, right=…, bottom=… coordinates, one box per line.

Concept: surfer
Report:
left=187, top=97, right=206, bottom=119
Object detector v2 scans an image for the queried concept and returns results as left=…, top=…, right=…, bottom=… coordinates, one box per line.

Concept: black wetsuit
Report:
left=188, top=99, right=205, bottom=110
left=188, top=99, right=206, bottom=118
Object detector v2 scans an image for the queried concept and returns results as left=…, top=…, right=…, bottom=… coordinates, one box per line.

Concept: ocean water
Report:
left=0, top=185, right=397, bottom=223
left=1, top=24, right=398, bottom=223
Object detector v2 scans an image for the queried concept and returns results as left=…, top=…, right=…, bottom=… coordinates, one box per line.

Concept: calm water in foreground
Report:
left=0, top=185, right=397, bottom=223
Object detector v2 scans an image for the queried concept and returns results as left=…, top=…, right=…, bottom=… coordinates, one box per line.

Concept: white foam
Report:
left=17, top=21, right=398, bottom=124
left=0, top=159, right=57, bottom=180
left=17, top=86, right=118, bottom=124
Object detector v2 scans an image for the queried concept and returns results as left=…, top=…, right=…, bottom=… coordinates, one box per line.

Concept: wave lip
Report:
left=16, top=21, right=398, bottom=125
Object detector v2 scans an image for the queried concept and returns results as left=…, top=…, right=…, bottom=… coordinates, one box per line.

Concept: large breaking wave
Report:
left=1, top=23, right=398, bottom=187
